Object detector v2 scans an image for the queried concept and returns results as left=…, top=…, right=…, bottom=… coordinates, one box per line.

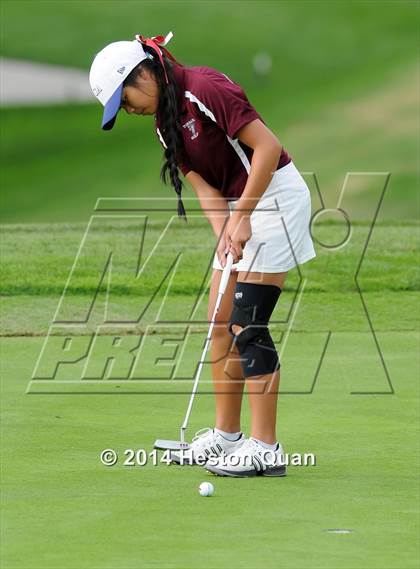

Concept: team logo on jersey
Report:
left=182, top=118, right=199, bottom=140
left=235, top=292, right=243, bottom=299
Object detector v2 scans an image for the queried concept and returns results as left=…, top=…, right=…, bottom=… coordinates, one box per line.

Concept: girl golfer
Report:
left=89, top=33, right=316, bottom=477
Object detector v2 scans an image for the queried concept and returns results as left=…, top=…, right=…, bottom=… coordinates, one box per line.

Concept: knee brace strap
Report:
left=229, top=282, right=281, bottom=378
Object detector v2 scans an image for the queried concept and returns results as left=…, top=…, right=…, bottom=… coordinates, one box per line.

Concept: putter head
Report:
left=154, top=439, right=190, bottom=451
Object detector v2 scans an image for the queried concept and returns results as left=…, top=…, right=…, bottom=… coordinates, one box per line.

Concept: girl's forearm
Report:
left=200, top=197, right=230, bottom=237
left=235, top=142, right=282, bottom=214
left=186, top=171, right=230, bottom=237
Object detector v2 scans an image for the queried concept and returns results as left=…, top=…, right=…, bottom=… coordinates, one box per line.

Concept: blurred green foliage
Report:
left=0, top=0, right=418, bottom=222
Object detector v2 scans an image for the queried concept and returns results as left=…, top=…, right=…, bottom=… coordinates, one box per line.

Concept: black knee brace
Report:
left=228, top=282, right=281, bottom=378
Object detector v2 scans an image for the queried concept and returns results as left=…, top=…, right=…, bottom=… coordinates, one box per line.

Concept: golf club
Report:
left=154, top=252, right=234, bottom=451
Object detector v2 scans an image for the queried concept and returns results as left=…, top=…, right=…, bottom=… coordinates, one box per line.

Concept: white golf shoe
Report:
left=170, top=428, right=245, bottom=466
left=205, top=437, right=287, bottom=477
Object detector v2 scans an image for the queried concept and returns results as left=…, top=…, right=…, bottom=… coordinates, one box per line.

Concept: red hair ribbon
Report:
left=135, top=32, right=178, bottom=85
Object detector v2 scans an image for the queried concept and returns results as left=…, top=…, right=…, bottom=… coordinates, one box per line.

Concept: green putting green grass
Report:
left=1, top=333, right=418, bottom=569
left=1, top=220, right=419, bottom=568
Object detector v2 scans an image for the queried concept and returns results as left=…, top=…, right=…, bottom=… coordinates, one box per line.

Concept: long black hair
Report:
left=123, top=44, right=188, bottom=221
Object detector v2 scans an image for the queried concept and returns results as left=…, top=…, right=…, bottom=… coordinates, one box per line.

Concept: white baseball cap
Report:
left=89, top=33, right=173, bottom=130
left=89, top=39, right=150, bottom=130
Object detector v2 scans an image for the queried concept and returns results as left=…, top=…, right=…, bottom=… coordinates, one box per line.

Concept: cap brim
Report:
left=101, top=83, right=123, bottom=131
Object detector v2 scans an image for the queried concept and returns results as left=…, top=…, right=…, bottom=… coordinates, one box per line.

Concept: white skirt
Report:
left=212, top=160, right=317, bottom=273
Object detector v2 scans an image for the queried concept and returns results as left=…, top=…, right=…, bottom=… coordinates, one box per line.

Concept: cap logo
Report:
left=117, top=66, right=126, bottom=74
left=92, top=86, right=103, bottom=96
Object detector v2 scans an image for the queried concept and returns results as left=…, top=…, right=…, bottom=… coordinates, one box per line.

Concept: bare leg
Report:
left=232, top=271, right=288, bottom=444
left=208, top=268, right=245, bottom=433
left=246, top=370, right=280, bottom=444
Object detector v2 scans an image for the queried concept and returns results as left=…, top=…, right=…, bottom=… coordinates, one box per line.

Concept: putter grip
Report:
left=219, top=253, right=234, bottom=295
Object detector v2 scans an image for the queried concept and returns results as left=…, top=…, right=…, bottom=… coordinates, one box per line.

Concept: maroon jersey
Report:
left=155, top=64, right=292, bottom=201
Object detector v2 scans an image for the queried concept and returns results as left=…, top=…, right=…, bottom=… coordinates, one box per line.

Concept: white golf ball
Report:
left=199, top=482, right=214, bottom=497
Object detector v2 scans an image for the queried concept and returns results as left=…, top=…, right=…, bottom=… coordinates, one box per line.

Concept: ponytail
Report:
left=123, top=40, right=188, bottom=221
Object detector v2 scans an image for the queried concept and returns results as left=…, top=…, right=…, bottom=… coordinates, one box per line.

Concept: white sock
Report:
left=253, top=437, right=278, bottom=451
left=214, top=428, right=242, bottom=441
